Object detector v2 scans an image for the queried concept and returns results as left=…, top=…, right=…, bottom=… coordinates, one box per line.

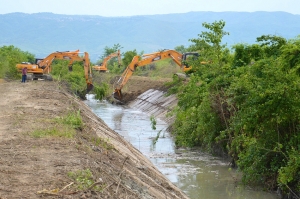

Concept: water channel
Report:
left=85, top=94, right=279, bottom=199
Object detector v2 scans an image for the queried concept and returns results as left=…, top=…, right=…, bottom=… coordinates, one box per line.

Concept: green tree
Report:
left=232, top=43, right=263, bottom=68
left=174, top=45, right=188, bottom=53
left=279, top=35, right=300, bottom=73
left=189, top=20, right=229, bottom=67
left=256, top=34, right=287, bottom=58
left=172, top=20, right=230, bottom=149
left=122, top=49, right=138, bottom=67
left=221, top=37, right=300, bottom=192
left=0, top=45, right=34, bottom=79
left=170, top=21, right=300, bottom=194
left=51, top=59, right=88, bottom=99
left=101, top=43, right=122, bottom=59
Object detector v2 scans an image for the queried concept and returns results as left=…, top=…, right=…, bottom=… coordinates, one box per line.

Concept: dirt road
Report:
left=0, top=80, right=187, bottom=199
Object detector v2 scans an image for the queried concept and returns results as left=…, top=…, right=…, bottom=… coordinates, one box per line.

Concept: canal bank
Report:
left=0, top=80, right=188, bottom=199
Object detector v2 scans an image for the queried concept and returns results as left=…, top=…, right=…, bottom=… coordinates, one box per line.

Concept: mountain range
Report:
left=0, top=11, right=299, bottom=62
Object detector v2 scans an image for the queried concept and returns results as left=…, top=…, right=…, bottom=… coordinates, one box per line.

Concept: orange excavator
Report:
left=16, top=50, right=82, bottom=80
left=92, top=50, right=121, bottom=72
left=113, top=49, right=200, bottom=100
left=16, top=50, right=93, bottom=92
left=81, top=52, right=94, bottom=92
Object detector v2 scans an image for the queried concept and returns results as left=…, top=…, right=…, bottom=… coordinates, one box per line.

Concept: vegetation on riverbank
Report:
left=167, top=20, right=300, bottom=197
left=0, top=45, right=34, bottom=79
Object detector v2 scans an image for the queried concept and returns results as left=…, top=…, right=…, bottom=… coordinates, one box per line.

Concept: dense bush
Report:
left=94, top=83, right=109, bottom=100
left=51, top=60, right=88, bottom=98
left=169, top=20, right=300, bottom=195
left=0, top=45, right=34, bottom=79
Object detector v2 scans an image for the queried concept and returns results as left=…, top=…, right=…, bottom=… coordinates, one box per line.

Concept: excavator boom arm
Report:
left=83, top=52, right=94, bottom=92
left=113, top=55, right=139, bottom=92
left=93, top=50, right=121, bottom=72
left=113, top=49, right=198, bottom=100
left=16, top=50, right=81, bottom=75
left=38, top=50, right=81, bottom=73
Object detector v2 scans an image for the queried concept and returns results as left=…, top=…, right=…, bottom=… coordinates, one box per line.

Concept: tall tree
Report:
left=121, top=50, right=138, bottom=67
left=256, top=34, right=287, bottom=58
left=0, top=45, right=34, bottom=79
left=189, top=20, right=229, bottom=67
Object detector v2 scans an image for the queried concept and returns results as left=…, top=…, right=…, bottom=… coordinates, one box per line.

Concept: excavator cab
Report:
left=182, top=52, right=199, bottom=68
left=182, top=52, right=199, bottom=59
left=35, top=58, right=43, bottom=64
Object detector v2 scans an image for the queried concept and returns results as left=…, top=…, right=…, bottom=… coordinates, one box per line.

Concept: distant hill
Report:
left=0, top=12, right=299, bottom=62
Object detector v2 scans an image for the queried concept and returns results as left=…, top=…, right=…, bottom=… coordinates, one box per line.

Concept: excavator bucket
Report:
left=87, top=83, right=94, bottom=93
left=113, top=89, right=122, bottom=101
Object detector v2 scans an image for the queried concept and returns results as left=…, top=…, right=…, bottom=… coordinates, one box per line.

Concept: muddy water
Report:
left=85, top=94, right=279, bottom=199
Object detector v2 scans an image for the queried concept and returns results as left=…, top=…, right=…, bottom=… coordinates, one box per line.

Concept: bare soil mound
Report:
left=0, top=80, right=188, bottom=199
left=114, top=76, right=172, bottom=104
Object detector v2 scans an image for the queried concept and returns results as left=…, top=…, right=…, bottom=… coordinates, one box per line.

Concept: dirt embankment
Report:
left=118, top=76, right=172, bottom=103
left=93, top=74, right=172, bottom=104
left=0, top=80, right=187, bottom=199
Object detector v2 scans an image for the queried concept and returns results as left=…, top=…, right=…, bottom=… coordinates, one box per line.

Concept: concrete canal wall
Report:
left=128, top=89, right=177, bottom=124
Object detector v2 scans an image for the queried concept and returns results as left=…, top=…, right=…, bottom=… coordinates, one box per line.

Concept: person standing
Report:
left=21, top=67, right=27, bottom=83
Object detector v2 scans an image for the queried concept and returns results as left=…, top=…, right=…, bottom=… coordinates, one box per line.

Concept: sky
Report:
left=0, top=0, right=299, bottom=16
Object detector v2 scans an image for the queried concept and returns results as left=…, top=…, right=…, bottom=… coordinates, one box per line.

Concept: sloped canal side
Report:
left=0, top=81, right=188, bottom=199
left=85, top=89, right=279, bottom=199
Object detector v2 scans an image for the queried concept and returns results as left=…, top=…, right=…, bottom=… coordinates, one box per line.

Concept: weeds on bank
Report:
left=30, top=110, right=83, bottom=138
left=31, top=127, right=75, bottom=138
left=67, top=169, right=105, bottom=191
left=94, top=83, right=109, bottom=101
left=55, top=110, right=83, bottom=130
left=92, top=137, right=114, bottom=150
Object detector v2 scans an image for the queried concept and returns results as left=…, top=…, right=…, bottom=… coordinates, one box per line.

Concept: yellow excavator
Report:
left=92, top=50, right=121, bottom=72
left=113, top=49, right=200, bottom=100
left=81, top=52, right=94, bottom=92
left=16, top=50, right=93, bottom=92
left=16, top=50, right=82, bottom=80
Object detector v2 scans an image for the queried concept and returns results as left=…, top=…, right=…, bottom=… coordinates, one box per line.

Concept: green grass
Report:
left=67, top=169, right=104, bottom=191
left=55, top=110, right=83, bottom=130
left=31, top=127, right=75, bottom=138
left=91, top=137, right=114, bottom=150
left=30, top=110, right=83, bottom=138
